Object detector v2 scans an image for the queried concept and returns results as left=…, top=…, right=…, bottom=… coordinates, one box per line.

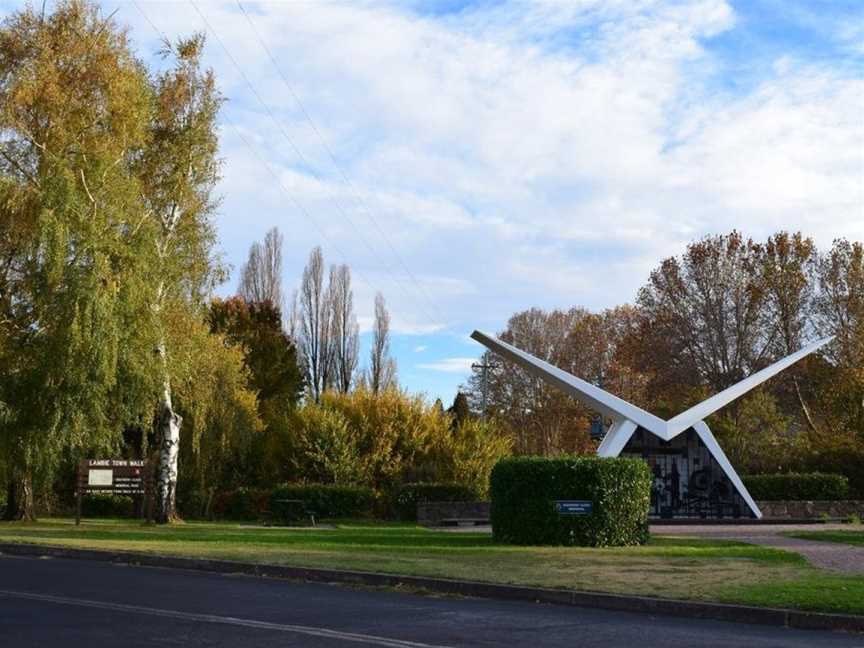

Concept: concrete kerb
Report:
left=1, top=541, right=861, bottom=634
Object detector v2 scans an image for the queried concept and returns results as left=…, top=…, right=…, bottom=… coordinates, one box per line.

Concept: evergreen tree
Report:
left=448, top=393, right=472, bottom=429
left=209, top=297, right=303, bottom=415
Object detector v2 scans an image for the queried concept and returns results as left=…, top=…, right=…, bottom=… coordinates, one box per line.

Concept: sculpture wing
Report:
left=666, top=336, right=833, bottom=437
left=470, top=331, right=667, bottom=434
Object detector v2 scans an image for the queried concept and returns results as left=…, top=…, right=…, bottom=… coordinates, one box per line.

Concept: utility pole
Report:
left=471, top=357, right=498, bottom=419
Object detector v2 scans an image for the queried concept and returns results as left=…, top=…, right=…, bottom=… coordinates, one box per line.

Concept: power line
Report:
left=129, top=0, right=413, bottom=326
left=186, top=0, right=443, bottom=329
left=234, top=0, right=448, bottom=325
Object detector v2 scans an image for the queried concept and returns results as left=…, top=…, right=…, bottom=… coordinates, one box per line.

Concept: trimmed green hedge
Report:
left=81, top=493, right=134, bottom=518
left=391, top=482, right=478, bottom=521
left=212, top=488, right=271, bottom=520
left=270, top=484, right=375, bottom=523
left=490, top=456, right=651, bottom=546
left=744, top=473, right=849, bottom=501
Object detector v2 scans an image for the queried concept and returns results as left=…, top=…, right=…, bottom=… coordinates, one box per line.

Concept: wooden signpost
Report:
left=75, top=459, right=154, bottom=525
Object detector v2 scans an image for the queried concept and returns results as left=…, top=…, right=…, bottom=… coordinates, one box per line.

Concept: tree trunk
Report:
left=793, top=375, right=819, bottom=435
left=155, top=384, right=182, bottom=524
left=3, top=473, right=35, bottom=521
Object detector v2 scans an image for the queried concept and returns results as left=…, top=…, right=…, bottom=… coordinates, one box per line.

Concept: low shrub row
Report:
left=211, top=488, right=270, bottom=521
left=391, top=482, right=478, bottom=521
left=81, top=493, right=135, bottom=518
left=798, top=446, right=864, bottom=499
left=201, top=483, right=479, bottom=523
left=490, top=456, right=651, bottom=547
left=744, top=472, right=850, bottom=501
left=269, top=484, right=375, bottom=523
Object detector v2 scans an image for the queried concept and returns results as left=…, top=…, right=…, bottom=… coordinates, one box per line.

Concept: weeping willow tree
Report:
left=0, top=1, right=236, bottom=522
left=0, top=1, right=161, bottom=519
left=170, top=308, right=263, bottom=517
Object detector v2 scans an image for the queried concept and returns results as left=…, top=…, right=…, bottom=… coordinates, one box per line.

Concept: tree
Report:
left=330, top=264, right=359, bottom=394
left=465, top=307, right=607, bottom=455
left=137, top=34, right=223, bottom=523
left=238, top=227, right=283, bottom=308
left=448, top=393, right=471, bottom=428
left=439, top=418, right=512, bottom=497
left=299, top=247, right=331, bottom=402
left=633, top=232, right=770, bottom=407
left=292, top=387, right=510, bottom=492
left=756, top=232, right=819, bottom=431
left=0, top=1, right=159, bottom=519
left=811, top=238, right=864, bottom=437
left=369, top=292, right=396, bottom=393
left=167, top=308, right=262, bottom=515
left=208, top=297, right=303, bottom=415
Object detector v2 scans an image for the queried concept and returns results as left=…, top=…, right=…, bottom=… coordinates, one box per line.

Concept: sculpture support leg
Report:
left=692, top=420, right=762, bottom=519
left=597, top=419, right=638, bottom=458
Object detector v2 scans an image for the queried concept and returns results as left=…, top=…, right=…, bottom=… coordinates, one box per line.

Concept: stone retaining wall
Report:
left=756, top=500, right=864, bottom=520
left=417, top=501, right=490, bottom=526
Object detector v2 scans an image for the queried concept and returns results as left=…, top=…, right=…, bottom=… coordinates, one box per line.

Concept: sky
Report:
left=2, top=0, right=862, bottom=405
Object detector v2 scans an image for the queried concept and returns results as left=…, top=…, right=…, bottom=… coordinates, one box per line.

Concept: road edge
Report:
left=1, top=541, right=861, bottom=634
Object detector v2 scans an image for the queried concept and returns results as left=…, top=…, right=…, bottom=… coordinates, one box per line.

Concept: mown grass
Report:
left=0, top=519, right=861, bottom=615
left=720, top=574, right=864, bottom=616
left=785, top=529, right=864, bottom=547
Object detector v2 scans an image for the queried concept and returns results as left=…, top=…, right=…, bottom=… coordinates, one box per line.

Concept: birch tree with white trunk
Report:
left=138, top=36, right=223, bottom=523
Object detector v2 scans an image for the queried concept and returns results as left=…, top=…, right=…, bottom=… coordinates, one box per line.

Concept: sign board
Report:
left=80, top=459, right=147, bottom=494
left=88, top=469, right=113, bottom=487
left=76, top=459, right=153, bottom=525
left=555, top=500, right=593, bottom=516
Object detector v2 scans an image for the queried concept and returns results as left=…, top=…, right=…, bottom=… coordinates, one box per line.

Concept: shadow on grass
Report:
left=0, top=519, right=805, bottom=563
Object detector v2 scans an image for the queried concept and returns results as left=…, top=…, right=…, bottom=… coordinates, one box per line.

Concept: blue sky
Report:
left=2, top=0, right=862, bottom=406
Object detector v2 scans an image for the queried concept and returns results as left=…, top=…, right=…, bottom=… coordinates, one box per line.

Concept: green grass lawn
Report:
left=1, top=518, right=862, bottom=616
left=786, top=529, right=864, bottom=547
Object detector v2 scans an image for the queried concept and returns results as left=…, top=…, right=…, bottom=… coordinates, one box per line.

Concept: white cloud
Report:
left=414, top=345, right=427, bottom=353
left=115, top=0, right=863, bottom=339
left=417, top=357, right=476, bottom=374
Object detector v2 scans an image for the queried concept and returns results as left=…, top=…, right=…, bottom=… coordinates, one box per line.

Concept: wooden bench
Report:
left=267, top=499, right=316, bottom=527
left=439, top=517, right=490, bottom=527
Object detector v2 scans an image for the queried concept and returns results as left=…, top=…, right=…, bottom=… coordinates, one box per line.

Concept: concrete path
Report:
left=2, top=554, right=861, bottom=647
left=654, top=523, right=864, bottom=575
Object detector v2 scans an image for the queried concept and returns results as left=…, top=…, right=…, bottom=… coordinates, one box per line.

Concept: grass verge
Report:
left=0, top=519, right=861, bottom=615
left=785, top=529, right=864, bottom=547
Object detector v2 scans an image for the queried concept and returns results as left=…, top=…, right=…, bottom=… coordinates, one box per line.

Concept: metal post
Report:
left=75, top=461, right=83, bottom=526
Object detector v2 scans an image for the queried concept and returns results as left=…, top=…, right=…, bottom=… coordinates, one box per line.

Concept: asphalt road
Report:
left=0, top=555, right=861, bottom=647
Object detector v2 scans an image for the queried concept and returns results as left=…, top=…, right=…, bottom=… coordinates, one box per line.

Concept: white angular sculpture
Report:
left=471, top=330, right=832, bottom=519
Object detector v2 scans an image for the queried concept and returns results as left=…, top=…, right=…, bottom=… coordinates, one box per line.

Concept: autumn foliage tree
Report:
left=470, top=231, right=861, bottom=493
left=0, top=1, right=230, bottom=522
left=0, top=1, right=159, bottom=519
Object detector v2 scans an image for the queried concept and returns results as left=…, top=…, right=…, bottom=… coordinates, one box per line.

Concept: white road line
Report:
left=0, top=589, right=450, bottom=648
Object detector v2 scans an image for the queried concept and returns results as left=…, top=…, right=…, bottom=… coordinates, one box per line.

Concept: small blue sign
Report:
left=555, top=500, right=593, bottom=516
